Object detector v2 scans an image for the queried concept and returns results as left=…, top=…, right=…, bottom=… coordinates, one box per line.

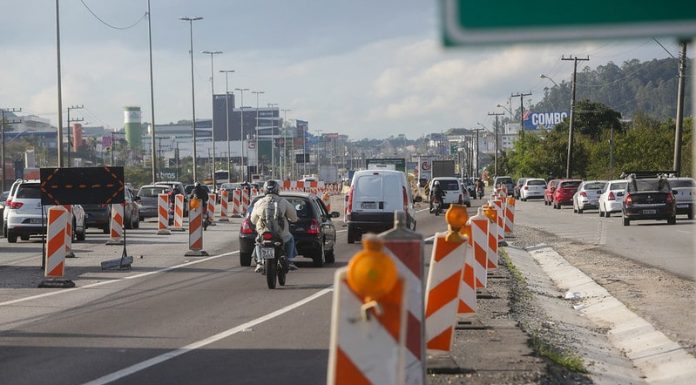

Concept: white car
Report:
left=572, top=180, right=607, bottom=213
left=3, top=179, right=23, bottom=237
left=519, top=178, right=546, bottom=201
left=598, top=180, right=628, bottom=217
left=668, top=177, right=695, bottom=219
left=5, top=180, right=86, bottom=243
left=429, top=177, right=471, bottom=208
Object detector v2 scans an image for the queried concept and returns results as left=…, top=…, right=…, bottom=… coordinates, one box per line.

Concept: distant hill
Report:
left=532, top=57, right=692, bottom=120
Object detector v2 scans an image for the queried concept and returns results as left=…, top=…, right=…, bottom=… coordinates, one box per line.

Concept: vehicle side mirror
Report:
left=331, top=211, right=340, bottom=218
left=414, top=196, right=423, bottom=203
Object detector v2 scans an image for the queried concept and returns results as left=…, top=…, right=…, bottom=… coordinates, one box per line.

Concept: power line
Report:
left=80, top=0, right=147, bottom=30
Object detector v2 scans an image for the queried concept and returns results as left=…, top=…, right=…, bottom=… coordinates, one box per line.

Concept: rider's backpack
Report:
left=261, top=196, right=284, bottom=235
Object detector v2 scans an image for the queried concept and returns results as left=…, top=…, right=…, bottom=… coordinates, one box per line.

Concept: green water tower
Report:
left=123, top=106, right=142, bottom=150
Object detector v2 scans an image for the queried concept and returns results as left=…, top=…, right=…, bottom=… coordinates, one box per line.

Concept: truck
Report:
left=318, top=165, right=339, bottom=184
left=431, top=159, right=456, bottom=179
left=365, top=158, right=406, bottom=173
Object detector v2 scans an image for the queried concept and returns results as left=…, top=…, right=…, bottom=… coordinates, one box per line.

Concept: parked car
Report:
left=513, top=178, right=527, bottom=199
left=3, top=179, right=24, bottom=237
left=668, top=177, right=695, bottom=219
left=83, top=188, right=141, bottom=233
left=0, top=191, right=8, bottom=235
left=239, top=192, right=339, bottom=267
left=544, top=179, right=560, bottom=206
left=572, top=180, right=607, bottom=213
left=429, top=177, right=471, bottom=208
left=493, top=176, right=514, bottom=194
left=345, top=169, right=416, bottom=243
left=5, top=180, right=86, bottom=243
left=622, top=174, right=676, bottom=226
left=598, top=180, right=628, bottom=217
left=551, top=179, right=582, bottom=209
left=137, top=184, right=172, bottom=219
left=519, top=178, right=546, bottom=201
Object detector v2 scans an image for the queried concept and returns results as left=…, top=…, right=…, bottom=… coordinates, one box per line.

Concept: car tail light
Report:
left=8, top=201, right=23, bottom=209
left=240, top=218, right=254, bottom=235
left=608, top=191, right=615, bottom=201
left=459, top=194, right=463, bottom=203
left=666, top=193, right=674, bottom=205
left=402, top=187, right=409, bottom=209
left=262, top=231, right=273, bottom=240
left=624, top=194, right=632, bottom=206
left=523, top=186, right=528, bottom=190
left=346, top=187, right=353, bottom=215
left=580, top=191, right=587, bottom=197
left=307, top=218, right=320, bottom=235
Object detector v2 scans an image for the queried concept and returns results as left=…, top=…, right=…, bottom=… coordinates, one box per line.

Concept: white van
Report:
left=345, top=170, right=416, bottom=243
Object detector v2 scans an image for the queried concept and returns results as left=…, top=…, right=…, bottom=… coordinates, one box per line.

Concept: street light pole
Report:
left=203, top=50, right=222, bottom=189
left=180, top=16, right=203, bottom=182
left=562, top=55, right=590, bottom=179
left=252, top=90, right=264, bottom=176
left=540, top=74, right=559, bottom=87
left=220, top=69, right=235, bottom=183
left=55, top=0, right=64, bottom=168
left=267, top=103, right=278, bottom=179
left=281, top=109, right=291, bottom=179
left=486, top=112, right=504, bottom=176
left=235, top=88, right=249, bottom=182
left=147, top=0, right=157, bottom=184
left=1, top=108, right=22, bottom=193
left=66, top=104, right=84, bottom=168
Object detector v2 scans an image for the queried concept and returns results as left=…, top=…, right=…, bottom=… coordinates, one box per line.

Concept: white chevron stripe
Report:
left=425, top=300, right=458, bottom=351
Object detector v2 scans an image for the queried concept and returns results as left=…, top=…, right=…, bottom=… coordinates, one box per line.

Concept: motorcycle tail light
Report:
left=307, top=218, right=320, bottom=235
left=262, top=232, right=273, bottom=240
left=240, top=219, right=254, bottom=235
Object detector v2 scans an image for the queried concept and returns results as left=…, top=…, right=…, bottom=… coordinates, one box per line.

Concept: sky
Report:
left=0, top=0, right=687, bottom=140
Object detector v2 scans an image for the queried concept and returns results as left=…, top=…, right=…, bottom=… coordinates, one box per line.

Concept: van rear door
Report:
left=353, top=173, right=384, bottom=212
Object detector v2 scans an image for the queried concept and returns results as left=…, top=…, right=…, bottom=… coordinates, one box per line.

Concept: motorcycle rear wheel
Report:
left=265, top=259, right=277, bottom=289
left=277, top=257, right=287, bottom=286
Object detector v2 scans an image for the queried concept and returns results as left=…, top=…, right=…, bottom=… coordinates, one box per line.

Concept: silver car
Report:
left=573, top=180, right=607, bottom=213
left=668, top=177, right=695, bottom=219
left=5, top=181, right=86, bottom=243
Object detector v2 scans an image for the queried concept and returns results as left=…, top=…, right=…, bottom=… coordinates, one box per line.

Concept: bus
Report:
left=214, top=170, right=230, bottom=185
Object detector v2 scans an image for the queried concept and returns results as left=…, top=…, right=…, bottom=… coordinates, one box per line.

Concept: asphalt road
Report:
left=514, top=198, right=695, bottom=280
left=0, top=202, right=446, bottom=385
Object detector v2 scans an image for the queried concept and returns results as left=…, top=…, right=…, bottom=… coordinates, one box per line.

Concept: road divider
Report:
left=185, top=198, right=208, bottom=257
left=105, top=203, right=125, bottom=245
left=39, top=206, right=74, bottom=288
left=157, top=193, right=171, bottom=235
left=171, top=194, right=186, bottom=231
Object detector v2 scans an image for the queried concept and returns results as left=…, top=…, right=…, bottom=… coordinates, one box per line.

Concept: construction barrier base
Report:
left=100, top=255, right=134, bottom=270
left=184, top=250, right=209, bottom=257
left=218, top=218, right=229, bottom=222
left=498, top=240, right=508, bottom=247
left=456, top=316, right=491, bottom=330
left=157, top=229, right=172, bottom=235
left=170, top=227, right=186, bottom=232
left=38, top=279, right=76, bottom=289
left=426, top=353, right=463, bottom=375
left=105, top=239, right=125, bottom=246
left=66, top=251, right=76, bottom=258
left=207, top=222, right=217, bottom=227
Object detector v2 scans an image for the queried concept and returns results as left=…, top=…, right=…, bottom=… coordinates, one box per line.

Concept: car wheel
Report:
left=688, top=212, right=693, bottom=220
left=577, top=207, right=583, bottom=214
left=313, top=243, right=325, bottom=267
left=554, top=202, right=560, bottom=209
left=76, top=228, right=86, bottom=241
left=240, top=252, right=252, bottom=267
left=606, top=211, right=611, bottom=218
left=20, top=234, right=30, bottom=241
left=623, top=217, right=630, bottom=226
left=133, top=215, right=140, bottom=229
left=572, top=203, right=577, bottom=213
left=599, top=209, right=604, bottom=217
left=521, top=197, right=526, bottom=202
left=102, top=226, right=110, bottom=234
left=466, top=201, right=471, bottom=208
left=324, top=246, right=335, bottom=264
left=7, top=231, right=17, bottom=243
left=347, top=226, right=356, bottom=244
left=668, top=216, right=676, bottom=225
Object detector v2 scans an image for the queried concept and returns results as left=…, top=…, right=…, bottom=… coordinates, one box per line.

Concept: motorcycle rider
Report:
left=250, top=180, right=299, bottom=272
left=475, top=178, right=484, bottom=200
left=190, top=182, right=210, bottom=225
left=430, top=180, right=446, bottom=213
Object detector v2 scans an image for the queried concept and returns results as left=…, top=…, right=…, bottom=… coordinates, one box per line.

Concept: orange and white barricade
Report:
left=207, top=193, right=217, bottom=224
left=322, top=192, right=332, bottom=212
left=327, top=237, right=408, bottom=385
left=483, top=205, right=499, bottom=270
left=219, top=190, right=229, bottom=222
left=231, top=188, right=242, bottom=217
left=457, top=218, right=477, bottom=315
left=62, top=205, right=75, bottom=258
left=185, top=198, right=208, bottom=256
left=251, top=187, right=259, bottom=197
left=491, top=199, right=504, bottom=242
left=380, top=212, right=426, bottom=385
left=171, top=194, right=185, bottom=231
left=504, top=196, right=515, bottom=235
left=106, top=203, right=125, bottom=245
left=157, top=193, right=171, bottom=235
left=468, top=208, right=489, bottom=289
left=45, top=206, right=69, bottom=279
left=425, top=205, right=469, bottom=353
left=241, top=189, right=250, bottom=213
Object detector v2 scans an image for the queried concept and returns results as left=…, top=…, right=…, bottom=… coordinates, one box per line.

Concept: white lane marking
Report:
left=80, top=288, right=333, bottom=385
left=336, top=229, right=347, bottom=233
left=0, top=251, right=240, bottom=307
left=416, top=208, right=430, bottom=213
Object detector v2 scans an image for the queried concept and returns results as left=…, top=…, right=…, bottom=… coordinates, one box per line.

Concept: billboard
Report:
left=523, top=111, right=569, bottom=130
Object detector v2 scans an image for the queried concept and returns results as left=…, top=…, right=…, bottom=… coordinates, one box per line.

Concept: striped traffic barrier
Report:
left=39, top=206, right=75, bottom=288
left=241, top=188, right=250, bottom=213
left=380, top=211, right=425, bottom=385
left=185, top=198, right=208, bottom=257
left=207, top=193, right=217, bottom=227
left=491, top=199, right=504, bottom=243
left=456, top=218, right=476, bottom=315
left=62, top=205, right=75, bottom=258
left=327, top=236, right=407, bottom=385
left=482, top=204, right=499, bottom=270
left=424, top=205, right=469, bottom=353
left=105, top=203, right=125, bottom=245
left=157, top=193, right=171, bottom=235
left=231, top=188, right=242, bottom=218
left=504, top=196, right=516, bottom=236
left=322, top=191, right=332, bottom=212
left=468, top=208, right=489, bottom=289
left=219, top=190, right=229, bottom=222
left=251, top=187, right=259, bottom=197
left=171, top=194, right=186, bottom=231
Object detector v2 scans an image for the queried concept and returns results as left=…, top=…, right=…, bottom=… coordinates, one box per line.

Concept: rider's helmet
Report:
left=433, top=180, right=440, bottom=186
left=263, top=180, right=280, bottom=195
left=194, top=182, right=201, bottom=188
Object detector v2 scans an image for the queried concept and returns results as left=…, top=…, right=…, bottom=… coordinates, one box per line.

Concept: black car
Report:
left=83, top=188, right=141, bottom=232
left=239, top=192, right=339, bottom=267
left=622, top=173, right=676, bottom=226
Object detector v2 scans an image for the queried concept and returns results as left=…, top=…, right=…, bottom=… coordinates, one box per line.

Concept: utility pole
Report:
left=202, top=50, right=221, bottom=190
left=180, top=16, right=203, bottom=182
left=510, top=92, right=532, bottom=134
left=1, top=108, right=22, bottom=193
left=220, top=70, right=235, bottom=182
left=235, top=88, right=249, bottom=182
left=472, top=128, right=483, bottom=178
left=282, top=109, right=291, bottom=179
left=55, top=0, right=64, bottom=168
left=66, top=104, right=84, bottom=167
left=562, top=55, right=590, bottom=178
left=147, top=0, right=157, bottom=184
left=487, top=112, right=504, bottom=176
left=252, top=90, right=264, bottom=176
left=673, top=41, right=687, bottom=176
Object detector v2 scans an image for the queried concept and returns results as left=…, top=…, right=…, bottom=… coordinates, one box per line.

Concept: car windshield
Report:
left=527, top=180, right=545, bottom=186
left=16, top=184, right=41, bottom=199
left=627, top=178, right=671, bottom=192
left=138, top=187, right=169, bottom=197
left=584, top=182, right=606, bottom=190
left=669, top=179, right=695, bottom=188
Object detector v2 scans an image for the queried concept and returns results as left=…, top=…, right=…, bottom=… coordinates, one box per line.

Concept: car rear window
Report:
left=627, top=179, right=671, bottom=192
left=609, top=182, right=627, bottom=190
left=584, top=182, right=606, bottom=190
left=560, top=181, right=582, bottom=188
left=286, top=197, right=313, bottom=218
left=16, top=184, right=41, bottom=199
left=437, top=180, right=460, bottom=190
left=496, top=178, right=512, bottom=184
left=138, top=187, right=168, bottom=197
left=527, top=180, right=545, bottom=186
left=669, top=179, right=695, bottom=188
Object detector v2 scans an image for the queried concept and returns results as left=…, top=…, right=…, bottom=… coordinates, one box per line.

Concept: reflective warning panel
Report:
left=40, top=167, right=125, bottom=205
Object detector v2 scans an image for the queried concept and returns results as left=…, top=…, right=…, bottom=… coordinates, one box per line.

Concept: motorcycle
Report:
left=431, top=196, right=443, bottom=216
left=257, top=231, right=288, bottom=289
left=477, top=187, right=484, bottom=200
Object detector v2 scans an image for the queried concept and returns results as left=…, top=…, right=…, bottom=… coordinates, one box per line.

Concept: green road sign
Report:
left=441, top=0, right=696, bottom=46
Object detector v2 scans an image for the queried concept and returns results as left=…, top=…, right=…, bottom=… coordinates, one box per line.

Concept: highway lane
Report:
left=0, top=203, right=451, bottom=385
left=514, top=198, right=695, bottom=280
